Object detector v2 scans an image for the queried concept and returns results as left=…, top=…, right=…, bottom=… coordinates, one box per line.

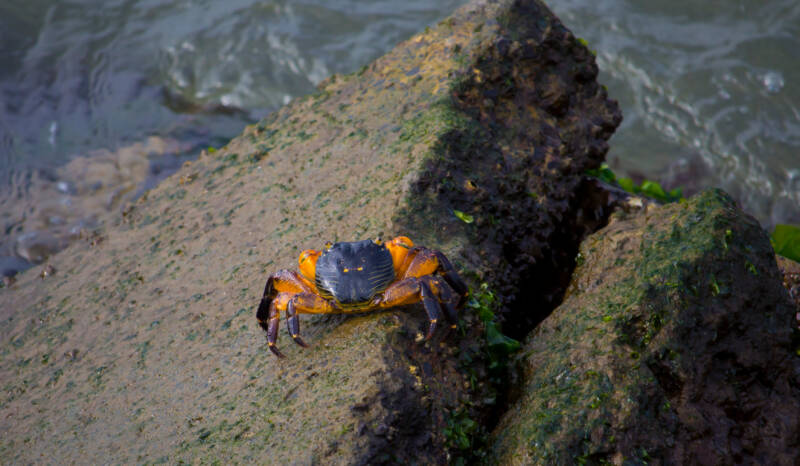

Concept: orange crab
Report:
left=256, top=236, right=468, bottom=357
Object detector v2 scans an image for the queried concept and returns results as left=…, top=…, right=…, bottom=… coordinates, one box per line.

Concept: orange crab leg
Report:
left=419, top=281, right=442, bottom=338
left=401, top=248, right=440, bottom=278
left=397, top=247, right=468, bottom=310
left=255, top=269, right=314, bottom=327
left=377, top=276, right=438, bottom=338
left=374, top=275, right=461, bottom=339
left=285, top=292, right=338, bottom=349
left=256, top=269, right=316, bottom=357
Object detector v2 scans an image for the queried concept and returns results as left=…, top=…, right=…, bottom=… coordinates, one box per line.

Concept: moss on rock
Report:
left=490, top=189, right=800, bottom=464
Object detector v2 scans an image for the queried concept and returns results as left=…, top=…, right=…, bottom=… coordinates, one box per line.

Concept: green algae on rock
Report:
left=0, top=0, right=621, bottom=463
left=490, top=189, right=800, bottom=464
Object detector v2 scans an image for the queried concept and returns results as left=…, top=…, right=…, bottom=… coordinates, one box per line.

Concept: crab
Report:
left=256, top=236, right=468, bottom=357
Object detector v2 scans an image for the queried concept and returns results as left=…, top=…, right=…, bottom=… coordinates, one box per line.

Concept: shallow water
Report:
left=0, top=0, right=798, bottom=276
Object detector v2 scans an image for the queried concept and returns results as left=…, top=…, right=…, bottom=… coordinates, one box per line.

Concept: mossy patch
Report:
left=490, top=189, right=799, bottom=463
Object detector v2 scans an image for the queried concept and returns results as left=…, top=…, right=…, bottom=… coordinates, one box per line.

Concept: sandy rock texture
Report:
left=0, top=0, right=620, bottom=463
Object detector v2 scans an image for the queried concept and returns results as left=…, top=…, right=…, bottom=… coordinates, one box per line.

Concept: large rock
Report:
left=490, top=189, right=800, bottom=464
left=0, top=0, right=619, bottom=463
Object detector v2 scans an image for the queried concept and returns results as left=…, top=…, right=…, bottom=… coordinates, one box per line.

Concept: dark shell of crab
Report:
left=314, top=239, right=396, bottom=310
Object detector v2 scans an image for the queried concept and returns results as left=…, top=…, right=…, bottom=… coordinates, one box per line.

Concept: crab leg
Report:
left=400, top=248, right=439, bottom=278
left=266, top=301, right=284, bottom=357
left=286, top=299, right=309, bottom=348
left=400, top=249, right=468, bottom=303
left=256, top=270, right=314, bottom=357
left=420, top=281, right=442, bottom=339
left=256, top=270, right=314, bottom=320
left=433, top=251, right=468, bottom=303
left=376, top=276, right=445, bottom=340
left=394, top=248, right=466, bottom=329
left=283, top=292, right=337, bottom=347
left=427, top=276, right=460, bottom=328
left=258, top=292, right=292, bottom=358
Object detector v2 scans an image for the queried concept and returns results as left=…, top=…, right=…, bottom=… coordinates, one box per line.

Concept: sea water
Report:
left=0, top=0, right=798, bottom=276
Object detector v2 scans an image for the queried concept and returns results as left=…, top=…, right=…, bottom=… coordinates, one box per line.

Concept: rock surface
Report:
left=777, top=255, right=800, bottom=329
left=0, top=0, right=619, bottom=463
left=491, top=189, right=800, bottom=464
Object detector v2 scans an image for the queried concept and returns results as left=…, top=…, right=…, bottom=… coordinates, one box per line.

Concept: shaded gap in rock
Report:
left=502, top=178, right=619, bottom=340
left=486, top=177, right=621, bottom=431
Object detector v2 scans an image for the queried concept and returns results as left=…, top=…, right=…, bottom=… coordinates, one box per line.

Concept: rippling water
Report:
left=0, top=0, right=466, bottom=175
left=550, top=0, right=800, bottom=227
left=0, top=0, right=798, bottom=276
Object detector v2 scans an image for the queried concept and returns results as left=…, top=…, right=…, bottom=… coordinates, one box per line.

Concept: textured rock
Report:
left=776, top=255, right=800, bottom=329
left=491, top=189, right=800, bottom=464
left=0, top=0, right=620, bottom=463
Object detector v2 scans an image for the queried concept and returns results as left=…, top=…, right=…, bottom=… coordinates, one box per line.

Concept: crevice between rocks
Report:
left=502, top=178, right=619, bottom=341
left=485, top=177, right=625, bottom=435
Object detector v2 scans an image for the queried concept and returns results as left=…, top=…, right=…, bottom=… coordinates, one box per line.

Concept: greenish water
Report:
left=0, top=0, right=798, bottom=276
left=552, top=0, right=800, bottom=227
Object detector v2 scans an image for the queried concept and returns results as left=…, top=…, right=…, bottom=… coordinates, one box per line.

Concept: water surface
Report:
left=551, top=0, right=800, bottom=226
left=1, top=0, right=798, bottom=276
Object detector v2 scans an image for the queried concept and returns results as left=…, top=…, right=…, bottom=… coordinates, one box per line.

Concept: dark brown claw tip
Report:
left=268, top=344, right=286, bottom=358
left=425, top=320, right=437, bottom=341
left=291, top=335, right=309, bottom=348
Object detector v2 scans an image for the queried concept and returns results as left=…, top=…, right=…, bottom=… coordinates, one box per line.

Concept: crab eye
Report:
left=324, top=241, right=333, bottom=251
left=373, top=237, right=383, bottom=246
